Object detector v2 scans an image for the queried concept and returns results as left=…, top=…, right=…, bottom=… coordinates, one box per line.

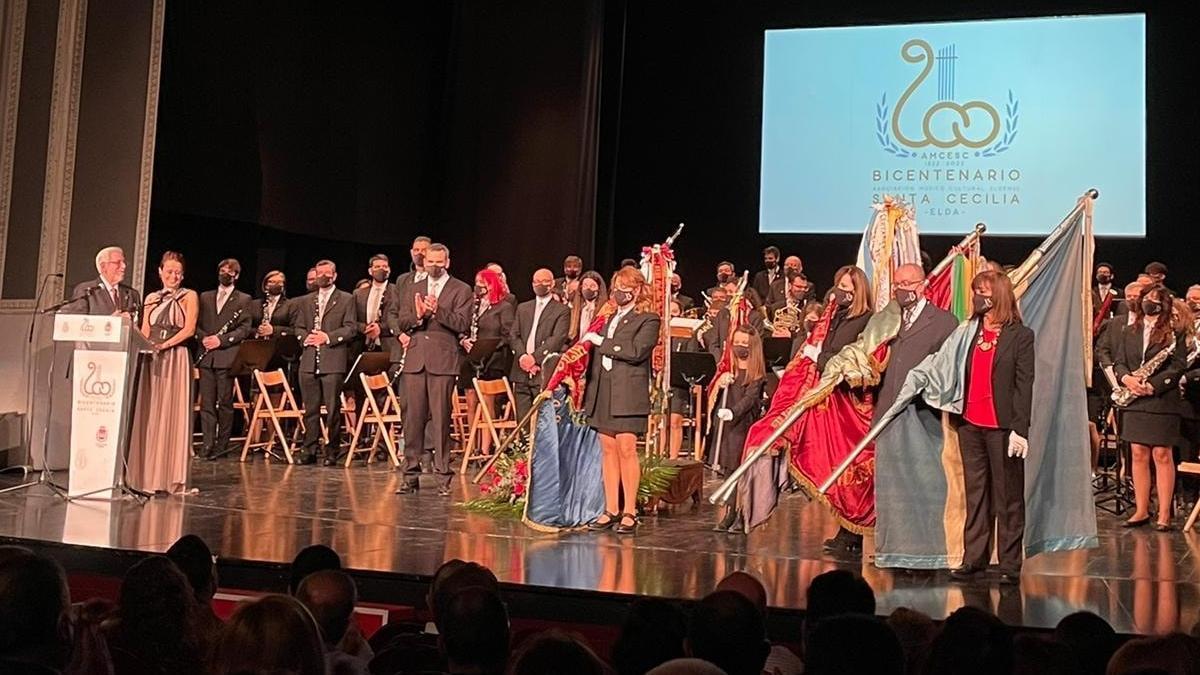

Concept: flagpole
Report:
left=709, top=223, right=991, bottom=506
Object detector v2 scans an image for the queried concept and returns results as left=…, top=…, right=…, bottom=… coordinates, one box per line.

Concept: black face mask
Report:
left=1142, top=299, right=1163, bottom=316
left=612, top=289, right=634, bottom=306
left=833, top=288, right=853, bottom=308
left=732, top=345, right=751, bottom=360
left=371, top=269, right=389, bottom=283
left=895, top=288, right=919, bottom=309
left=475, top=285, right=488, bottom=297
left=972, top=293, right=993, bottom=316
left=565, top=269, right=580, bottom=280
left=581, top=288, right=598, bottom=302
left=765, top=260, right=778, bottom=270
left=266, top=283, right=284, bottom=297
left=315, top=275, right=333, bottom=289
left=218, top=272, right=236, bottom=287
left=1096, top=273, right=1112, bottom=285
left=426, top=264, right=446, bottom=279
left=533, top=283, right=552, bottom=298
left=717, top=272, right=732, bottom=284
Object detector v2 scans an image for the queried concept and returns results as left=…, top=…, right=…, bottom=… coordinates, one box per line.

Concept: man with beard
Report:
left=752, top=246, right=782, bottom=305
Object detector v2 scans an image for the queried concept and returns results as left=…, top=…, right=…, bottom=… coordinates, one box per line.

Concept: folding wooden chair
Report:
left=460, top=377, right=518, bottom=474
left=241, top=369, right=305, bottom=464
left=451, top=391, right=470, bottom=446
left=345, top=373, right=403, bottom=468
left=1181, top=462, right=1200, bottom=532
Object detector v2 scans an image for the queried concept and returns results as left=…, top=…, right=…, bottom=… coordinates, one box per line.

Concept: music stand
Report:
left=466, top=338, right=503, bottom=377
left=671, top=351, right=717, bottom=390
left=763, top=337, right=793, bottom=369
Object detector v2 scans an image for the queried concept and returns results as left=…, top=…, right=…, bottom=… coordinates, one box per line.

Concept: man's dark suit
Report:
left=293, top=287, right=358, bottom=459
left=752, top=268, right=781, bottom=307
left=195, top=287, right=255, bottom=457
left=353, top=281, right=397, bottom=355
left=507, top=297, right=570, bottom=420
left=391, top=274, right=473, bottom=485
left=872, top=301, right=960, bottom=422
left=62, top=279, right=142, bottom=318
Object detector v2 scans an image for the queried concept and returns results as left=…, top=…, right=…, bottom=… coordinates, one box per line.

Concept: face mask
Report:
left=612, top=289, right=634, bottom=306
left=315, top=275, right=333, bottom=289
left=533, top=283, right=552, bottom=298
left=833, top=288, right=853, bottom=308
left=717, top=272, right=732, bottom=284
left=475, top=285, right=488, bottom=297
left=371, top=269, right=389, bottom=283
left=732, top=345, right=751, bottom=360
left=565, top=269, right=580, bottom=280
left=306, top=280, right=318, bottom=293
left=765, top=260, right=778, bottom=269
left=1141, top=299, right=1163, bottom=316
left=1096, top=273, right=1112, bottom=284
left=582, top=288, right=598, bottom=302
left=266, top=283, right=283, bottom=296
left=427, top=264, right=445, bottom=279
left=218, top=272, right=235, bottom=287
left=895, top=288, right=919, bottom=309
left=972, top=293, right=993, bottom=316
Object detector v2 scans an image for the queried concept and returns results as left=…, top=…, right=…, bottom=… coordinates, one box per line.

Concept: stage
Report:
left=1, top=458, right=1197, bottom=636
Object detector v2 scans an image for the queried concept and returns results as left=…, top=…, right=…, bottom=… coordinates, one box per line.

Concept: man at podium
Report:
left=61, top=246, right=141, bottom=319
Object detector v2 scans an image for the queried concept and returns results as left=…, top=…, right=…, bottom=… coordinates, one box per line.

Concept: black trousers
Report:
left=958, top=421, right=1026, bottom=574
left=402, top=371, right=456, bottom=479
left=198, top=366, right=235, bottom=455
left=511, top=376, right=539, bottom=423
left=300, top=371, right=343, bottom=454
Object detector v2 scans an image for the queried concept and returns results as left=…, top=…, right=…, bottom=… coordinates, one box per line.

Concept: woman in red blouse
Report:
left=951, top=271, right=1036, bottom=586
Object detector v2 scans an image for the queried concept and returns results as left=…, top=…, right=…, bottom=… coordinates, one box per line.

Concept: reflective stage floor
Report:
left=1, top=459, right=1197, bottom=635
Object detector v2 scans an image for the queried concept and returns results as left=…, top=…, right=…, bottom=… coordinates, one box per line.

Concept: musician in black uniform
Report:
left=509, top=268, right=570, bottom=421
left=195, top=259, right=254, bottom=460
left=353, top=254, right=397, bottom=357
left=461, top=268, right=515, bottom=458
left=293, top=260, right=358, bottom=465
left=712, top=325, right=768, bottom=534
left=1114, top=283, right=1187, bottom=531
left=250, top=270, right=293, bottom=338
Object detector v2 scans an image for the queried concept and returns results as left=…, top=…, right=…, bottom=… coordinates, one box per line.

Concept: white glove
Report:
left=716, top=408, right=733, bottom=422
left=1008, top=431, right=1029, bottom=459
left=801, top=343, right=821, bottom=363
left=582, top=332, right=604, bottom=346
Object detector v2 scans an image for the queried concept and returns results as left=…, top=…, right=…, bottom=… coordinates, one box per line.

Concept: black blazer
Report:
left=353, top=282, right=397, bottom=354
left=507, top=298, right=570, bottom=384
left=584, top=311, right=661, bottom=418
left=467, top=300, right=515, bottom=376
left=292, top=288, right=358, bottom=374
left=718, top=373, right=766, bottom=470
left=873, top=303, right=959, bottom=421
left=817, top=309, right=873, bottom=370
left=1112, top=323, right=1187, bottom=416
left=62, top=279, right=142, bottom=318
left=249, top=295, right=293, bottom=334
left=752, top=268, right=780, bottom=305
left=195, top=288, right=255, bottom=369
left=391, top=275, right=473, bottom=376
left=963, top=321, right=1036, bottom=437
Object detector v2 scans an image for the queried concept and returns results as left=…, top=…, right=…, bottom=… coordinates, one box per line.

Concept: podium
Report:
left=51, top=314, right=154, bottom=500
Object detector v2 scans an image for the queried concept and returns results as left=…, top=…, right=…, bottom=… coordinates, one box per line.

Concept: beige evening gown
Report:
left=129, top=288, right=194, bottom=494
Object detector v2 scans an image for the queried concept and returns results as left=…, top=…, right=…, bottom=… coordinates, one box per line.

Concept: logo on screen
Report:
left=876, top=39, right=1018, bottom=157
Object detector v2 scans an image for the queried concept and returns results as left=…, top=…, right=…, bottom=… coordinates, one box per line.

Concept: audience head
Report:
left=1143, top=261, right=1167, bottom=284
left=762, top=246, right=780, bottom=269
left=805, top=569, right=875, bottom=626
left=425, top=243, right=450, bottom=279
left=686, top=590, right=770, bottom=675
left=158, top=251, right=185, bottom=290
left=508, top=629, right=606, bottom=675
left=0, top=547, right=69, bottom=656
left=563, top=255, right=583, bottom=280
left=430, top=560, right=499, bottom=630
left=532, top=268, right=555, bottom=299
left=1105, top=633, right=1200, bottom=675
left=262, top=269, right=286, bottom=297
left=887, top=607, right=937, bottom=675
left=295, top=569, right=357, bottom=648
left=288, top=544, right=341, bottom=595
left=411, top=235, right=431, bottom=268
left=646, top=658, right=727, bottom=675
left=805, top=614, right=904, bottom=675
left=96, top=246, right=127, bottom=284
left=368, top=253, right=391, bottom=283
left=211, top=594, right=325, bottom=675
left=1095, top=262, right=1114, bottom=284
left=924, top=606, right=1013, bottom=675
left=439, top=586, right=510, bottom=675
left=305, top=267, right=318, bottom=292
left=113, top=555, right=202, bottom=668
left=612, top=598, right=687, bottom=675
left=1012, top=633, right=1081, bottom=675
left=166, top=534, right=218, bottom=604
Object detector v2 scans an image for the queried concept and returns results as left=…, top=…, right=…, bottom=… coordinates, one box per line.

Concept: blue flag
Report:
left=523, top=390, right=605, bottom=532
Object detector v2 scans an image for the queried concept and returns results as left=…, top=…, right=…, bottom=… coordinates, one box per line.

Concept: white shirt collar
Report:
left=371, top=280, right=387, bottom=292
left=100, top=277, right=118, bottom=294
left=535, top=294, right=551, bottom=308
left=318, top=286, right=334, bottom=301
left=906, top=296, right=928, bottom=321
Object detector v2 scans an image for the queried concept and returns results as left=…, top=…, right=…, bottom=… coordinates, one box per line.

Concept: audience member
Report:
left=803, top=614, right=903, bottom=675
left=439, top=586, right=510, bottom=675
left=686, top=590, right=770, bottom=675
left=166, top=534, right=222, bottom=642
left=886, top=607, right=937, bottom=675
left=289, top=544, right=342, bottom=595
left=715, top=571, right=802, bottom=675
left=1055, top=611, right=1118, bottom=675
left=647, top=658, right=726, bottom=675
left=507, top=629, right=606, bottom=675
left=1012, top=633, right=1082, bottom=675
left=611, top=598, right=687, bottom=675
left=105, top=555, right=205, bottom=674
left=211, top=594, right=326, bottom=675
left=924, top=606, right=1013, bottom=675
left=1105, top=633, right=1200, bottom=675
left=0, top=547, right=73, bottom=673
left=802, top=569, right=875, bottom=655
left=297, top=570, right=369, bottom=675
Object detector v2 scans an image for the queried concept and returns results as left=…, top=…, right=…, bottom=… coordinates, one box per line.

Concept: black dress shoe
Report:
left=713, top=508, right=738, bottom=532
left=1122, top=516, right=1151, bottom=528
left=395, top=480, right=419, bottom=495
left=950, top=566, right=981, bottom=581
left=1154, top=521, right=1173, bottom=532
left=323, top=455, right=341, bottom=467
left=587, top=512, right=618, bottom=531
left=998, top=572, right=1020, bottom=586
left=294, top=453, right=317, bottom=466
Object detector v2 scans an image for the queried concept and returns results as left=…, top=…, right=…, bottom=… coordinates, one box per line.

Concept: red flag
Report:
left=924, top=262, right=953, bottom=311
left=542, top=302, right=617, bottom=408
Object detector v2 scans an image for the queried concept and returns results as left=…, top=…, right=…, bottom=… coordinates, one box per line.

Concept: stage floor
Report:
left=1, top=459, right=1197, bottom=635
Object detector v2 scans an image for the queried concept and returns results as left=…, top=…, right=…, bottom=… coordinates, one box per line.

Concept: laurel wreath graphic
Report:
left=875, top=90, right=1019, bottom=158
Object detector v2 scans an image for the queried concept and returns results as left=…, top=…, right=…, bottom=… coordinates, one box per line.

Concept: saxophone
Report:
left=195, top=308, right=244, bottom=365
left=1112, top=339, right=1176, bottom=407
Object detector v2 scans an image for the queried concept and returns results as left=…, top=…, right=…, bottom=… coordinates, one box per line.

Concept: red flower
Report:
left=513, top=482, right=526, bottom=497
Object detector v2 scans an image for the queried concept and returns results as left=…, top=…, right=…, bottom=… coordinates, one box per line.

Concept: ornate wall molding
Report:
left=131, top=0, right=165, bottom=295
left=0, top=0, right=28, bottom=300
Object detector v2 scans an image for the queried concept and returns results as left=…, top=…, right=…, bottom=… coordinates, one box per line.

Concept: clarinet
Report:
left=195, top=308, right=244, bottom=365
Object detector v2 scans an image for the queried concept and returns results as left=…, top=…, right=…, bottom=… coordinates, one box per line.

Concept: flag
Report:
left=523, top=389, right=606, bottom=532
left=925, top=239, right=982, bottom=321
left=866, top=195, right=1098, bottom=563
left=542, top=303, right=617, bottom=408
left=857, top=196, right=922, bottom=312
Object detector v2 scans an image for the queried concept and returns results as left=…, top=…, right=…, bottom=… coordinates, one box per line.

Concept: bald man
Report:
left=507, top=268, right=570, bottom=419
left=295, top=570, right=370, bottom=672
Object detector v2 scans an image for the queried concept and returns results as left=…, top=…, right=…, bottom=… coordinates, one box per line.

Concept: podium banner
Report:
left=69, top=349, right=128, bottom=497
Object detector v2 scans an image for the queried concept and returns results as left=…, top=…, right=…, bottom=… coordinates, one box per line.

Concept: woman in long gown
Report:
left=130, top=251, right=199, bottom=495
